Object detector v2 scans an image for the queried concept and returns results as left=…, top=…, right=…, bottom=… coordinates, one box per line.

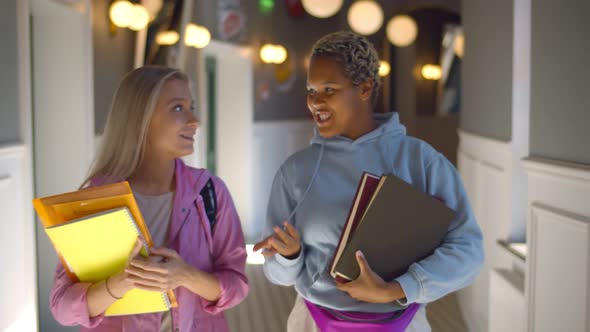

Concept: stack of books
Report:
left=329, top=173, right=456, bottom=282
left=34, top=181, right=177, bottom=316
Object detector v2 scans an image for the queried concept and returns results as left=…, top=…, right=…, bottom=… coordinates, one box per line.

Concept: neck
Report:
left=347, top=107, right=377, bottom=140
left=129, top=152, right=176, bottom=195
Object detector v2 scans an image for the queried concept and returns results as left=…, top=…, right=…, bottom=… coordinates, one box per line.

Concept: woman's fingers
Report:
left=253, top=235, right=273, bottom=251
left=255, top=222, right=302, bottom=257
left=268, top=236, right=288, bottom=252
left=273, top=226, right=294, bottom=246
left=129, top=258, right=168, bottom=274
left=131, top=281, right=168, bottom=293
left=282, top=222, right=300, bottom=242
left=126, top=265, right=165, bottom=281
left=127, top=271, right=168, bottom=286
left=261, top=248, right=278, bottom=257
left=128, top=238, right=144, bottom=261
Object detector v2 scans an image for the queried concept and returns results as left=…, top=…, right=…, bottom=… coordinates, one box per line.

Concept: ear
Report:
left=358, top=79, right=373, bottom=103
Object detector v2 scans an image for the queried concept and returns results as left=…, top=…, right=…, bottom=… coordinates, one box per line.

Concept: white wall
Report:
left=1, top=0, right=38, bottom=330
left=0, top=146, right=37, bottom=331
left=489, top=268, right=525, bottom=332
left=0, top=0, right=21, bottom=143
left=197, top=41, right=256, bottom=240
left=457, top=130, right=513, bottom=332
left=31, top=0, right=94, bottom=330
left=523, top=159, right=590, bottom=332
left=456, top=131, right=590, bottom=332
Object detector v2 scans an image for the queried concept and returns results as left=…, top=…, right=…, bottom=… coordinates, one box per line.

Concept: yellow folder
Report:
left=33, top=181, right=178, bottom=316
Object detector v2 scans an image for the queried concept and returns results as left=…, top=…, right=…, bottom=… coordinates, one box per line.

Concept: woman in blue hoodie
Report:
left=254, top=31, right=484, bottom=332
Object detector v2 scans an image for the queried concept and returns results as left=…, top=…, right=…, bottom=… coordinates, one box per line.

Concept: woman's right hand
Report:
left=87, top=238, right=149, bottom=316
left=106, top=238, right=145, bottom=298
left=253, top=221, right=302, bottom=259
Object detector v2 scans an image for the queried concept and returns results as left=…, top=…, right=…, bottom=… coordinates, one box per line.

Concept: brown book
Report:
left=329, top=172, right=381, bottom=281
left=333, top=174, right=455, bottom=281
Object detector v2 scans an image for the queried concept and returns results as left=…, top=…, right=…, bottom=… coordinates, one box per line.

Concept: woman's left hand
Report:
left=125, top=247, right=190, bottom=292
left=336, top=250, right=405, bottom=303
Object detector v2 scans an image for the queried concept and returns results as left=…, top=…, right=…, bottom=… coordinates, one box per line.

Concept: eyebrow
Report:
left=167, top=97, right=192, bottom=105
left=307, top=80, right=341, bottom=86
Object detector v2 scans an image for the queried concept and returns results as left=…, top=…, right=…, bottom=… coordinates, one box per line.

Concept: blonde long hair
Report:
left=81, top=66, right=188, bottom=188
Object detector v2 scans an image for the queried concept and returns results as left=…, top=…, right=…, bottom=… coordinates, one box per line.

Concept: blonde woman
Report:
left=50, top=66, right=248, bottom=331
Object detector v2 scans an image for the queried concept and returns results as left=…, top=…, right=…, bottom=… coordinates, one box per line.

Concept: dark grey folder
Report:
left=334, top=174, right=455, bottom=281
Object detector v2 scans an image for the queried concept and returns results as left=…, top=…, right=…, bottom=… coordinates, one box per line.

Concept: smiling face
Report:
left=146, top=79, right=199, bottom=159
left=306, top=55, right=373, bottom=139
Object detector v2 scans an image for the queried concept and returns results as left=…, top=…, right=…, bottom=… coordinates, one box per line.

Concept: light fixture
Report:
left=109, top=1, right=150, bottom=31
left=259, top=0, right=275, bottom=14
left=260, top=44, right=288, bottom=64
left=421, top=64, right=442, bottom=80
left=454, top=32, right=464, bottom=58
left=301, top=0, right=343, bottom=18
left=379, top=60, right=391, bottom=77
left=185, top=24, right=211, bottom=48
left=109, top=0, right=134, bottom=28
left=142, top=0, right=163, bottom=22
left=155, top=30, right=180, bottom=45
left=347, top=0, right=383, bottom=35
left=386, top=15, right=418, bottom=47
left=128, top=4, right=150, bottom=31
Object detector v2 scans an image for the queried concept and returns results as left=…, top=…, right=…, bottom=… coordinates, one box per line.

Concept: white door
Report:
left=31, top=0, right=94, bottom=330
left=197, top=41, right=255, bottom=241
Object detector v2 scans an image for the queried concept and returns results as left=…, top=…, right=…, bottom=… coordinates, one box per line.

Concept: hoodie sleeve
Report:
left=394, top=153, right=484, bottom=305
left=261, top=166, right=306, bottom=286
left=200, top=177, right=249, bottom=314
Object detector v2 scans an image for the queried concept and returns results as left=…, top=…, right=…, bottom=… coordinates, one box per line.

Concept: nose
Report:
left=308, top=93, right=325, bottom=109
left=187, top=110, right=199, bottom=128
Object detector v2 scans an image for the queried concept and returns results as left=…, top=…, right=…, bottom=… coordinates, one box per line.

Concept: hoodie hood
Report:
left=310, top=112, right=407, bottom=147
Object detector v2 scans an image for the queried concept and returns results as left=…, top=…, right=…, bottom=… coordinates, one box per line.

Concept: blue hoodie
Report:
left=262, top=112, right=484, bottom=313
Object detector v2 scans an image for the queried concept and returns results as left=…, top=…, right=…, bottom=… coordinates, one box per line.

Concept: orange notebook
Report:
left=33, top=181, right=178, bottom=310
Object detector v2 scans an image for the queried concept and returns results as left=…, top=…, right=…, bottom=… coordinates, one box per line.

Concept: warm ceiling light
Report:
left=386, top=15, right=418, bottom=47
left=454, top=33, right=465, bottom=58
left=260, top=44, right=288, bottom=64
left=301, top=0, right=343, bottom=18
left=155, top=30, right=180, bottom=45
left=274, top=45, right=287, bottom=64
left=128, top=4, right=150, bottom=31
left=421, top=64, right=442, bottom=80
left=109, top=0, right=134, bottom=28
left=185, top=24, right=211, bottom=48
left=347, top=0, right=383, bottom=35
left=379, top=60, right=391, bottom=77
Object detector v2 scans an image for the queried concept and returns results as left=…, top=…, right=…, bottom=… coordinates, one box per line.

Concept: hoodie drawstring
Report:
left=285, top=143, right=325, bottom=223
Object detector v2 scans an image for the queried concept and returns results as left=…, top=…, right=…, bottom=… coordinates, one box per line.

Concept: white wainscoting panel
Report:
left=523, top=158, right=590, bottom=332
left=457, top=130, right=513, bottom=332
left=251, top=120, right=314, bottom=242
left=489, top=268, right=525, bottom=332
left=0, top=145, right=37, bottom=331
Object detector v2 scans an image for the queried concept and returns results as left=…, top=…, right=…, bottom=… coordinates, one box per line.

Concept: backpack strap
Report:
left=199, top=178, right=217, bottom=232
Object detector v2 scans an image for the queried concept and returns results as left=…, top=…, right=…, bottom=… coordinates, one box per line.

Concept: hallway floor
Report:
left=225, top=264, right=468, bottom=332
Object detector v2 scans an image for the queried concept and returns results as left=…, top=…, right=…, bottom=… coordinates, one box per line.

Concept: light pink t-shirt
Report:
left=134, top=190, right=174, bottom=332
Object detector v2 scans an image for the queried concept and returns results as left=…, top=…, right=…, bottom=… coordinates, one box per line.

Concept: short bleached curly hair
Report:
left=311, top=31, right=381, bottom=107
